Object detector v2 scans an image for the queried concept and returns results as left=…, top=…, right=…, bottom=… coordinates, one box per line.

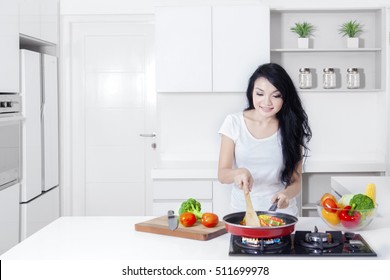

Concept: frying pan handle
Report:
left=268, top=199, right=278, bottom=211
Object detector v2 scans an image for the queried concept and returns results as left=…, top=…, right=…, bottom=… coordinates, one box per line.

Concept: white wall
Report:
left=157, top=92, right=246, bottom=162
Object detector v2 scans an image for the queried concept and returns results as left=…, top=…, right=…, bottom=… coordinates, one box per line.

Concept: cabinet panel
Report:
left=40, top=0, right=59, bottom=44
left=213, top=5, right=270, bottom=92
left=156, top=4, right=269, bottom=93
left=20, top=186, right=60, bottom=240
left=42, top=54, right=59, bottom=191
left=156, top=6, right=212, bottom=92
left=0, top=183, right=20, bottom=255
left=19, top=0, right=59, bottom=44
left=0, top=1, right=19, bottom=93
left=153, top=180, right=212, bottom=199
left=20, top=49, right=42, bottom=202
left=19, top=0, right=41, bottom=39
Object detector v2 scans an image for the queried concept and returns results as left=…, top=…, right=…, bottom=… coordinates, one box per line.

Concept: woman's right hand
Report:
left=233, top=169, right=254, bottom=194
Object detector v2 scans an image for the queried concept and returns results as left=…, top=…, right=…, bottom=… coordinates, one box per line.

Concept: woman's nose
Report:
left=264, top=95, right=272, bottom=105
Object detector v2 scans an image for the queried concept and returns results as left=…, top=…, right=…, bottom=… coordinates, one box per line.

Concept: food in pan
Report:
left=240, top=214, right=286, bottom=227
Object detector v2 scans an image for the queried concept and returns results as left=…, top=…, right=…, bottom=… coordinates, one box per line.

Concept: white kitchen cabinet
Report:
left=19, top=0, right=59, bottom=44
left=42, top=54, right=59, bottom=191
left=20, top=49, right=43, bottom=202
left=156, top=6, right=212, bottom=92
left=156, top=4, right=270, bottom=92
left=212, top=5, right=270, bottom=92
left=152, top=179, right=213, bottom=215
left=19, top=50, right=60, bottom=239
left=20, top=186, right=60, bottom=240
left=0, top=0, right=19, bottom=93
left=0, top=183, right=20, bottom=255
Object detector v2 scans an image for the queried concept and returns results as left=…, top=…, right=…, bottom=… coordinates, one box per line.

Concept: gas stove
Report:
left=229, top=226, right=377, bottom=257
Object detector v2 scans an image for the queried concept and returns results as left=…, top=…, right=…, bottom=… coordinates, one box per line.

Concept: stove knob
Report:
left=344, top=232, right=355, bottom=240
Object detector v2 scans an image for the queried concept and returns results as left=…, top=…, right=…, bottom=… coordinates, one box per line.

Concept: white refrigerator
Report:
left=20, top=49, right=60, bottom=240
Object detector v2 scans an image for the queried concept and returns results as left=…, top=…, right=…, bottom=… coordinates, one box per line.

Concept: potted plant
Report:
left=339, top=20, right=363, bottom=48
left=290, top=21, right=315, bottom=48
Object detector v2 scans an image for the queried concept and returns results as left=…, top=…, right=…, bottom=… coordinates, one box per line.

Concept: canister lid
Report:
left=347, top=68, right=359, bottom=72
left=299, top=68, right=311, bottom=72
left=323, top=68, right=334, bottom=72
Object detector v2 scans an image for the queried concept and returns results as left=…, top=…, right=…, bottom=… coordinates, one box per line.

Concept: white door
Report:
left=65, top=17, right=155, bottom=216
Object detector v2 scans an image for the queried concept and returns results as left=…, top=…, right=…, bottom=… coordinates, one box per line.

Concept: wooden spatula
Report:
left=244, top=191, right=260, bottom=226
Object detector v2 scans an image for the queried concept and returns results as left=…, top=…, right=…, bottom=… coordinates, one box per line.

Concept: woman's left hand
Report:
left=271, top=193, right=289, bottom=209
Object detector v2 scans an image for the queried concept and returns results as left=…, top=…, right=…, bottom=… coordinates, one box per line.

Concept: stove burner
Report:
left=305, top=232, right=330, bottom=243
left=233, top=235, right=291, bottom=254
left=299, top=226, right=339, bottom=250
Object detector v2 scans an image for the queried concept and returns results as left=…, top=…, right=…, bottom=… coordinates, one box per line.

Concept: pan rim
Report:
left=223, top=211, right=298, bottom=229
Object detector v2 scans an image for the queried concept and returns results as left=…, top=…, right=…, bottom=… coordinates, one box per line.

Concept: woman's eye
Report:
left=256, top=92, right=263, bottom=96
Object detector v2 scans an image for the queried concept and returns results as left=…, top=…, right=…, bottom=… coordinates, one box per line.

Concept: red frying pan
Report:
left=223, top=210, right=298, bottom=238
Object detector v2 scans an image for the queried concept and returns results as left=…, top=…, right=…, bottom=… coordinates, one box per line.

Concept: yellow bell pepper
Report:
left=321, top=208, right=340, bottom=226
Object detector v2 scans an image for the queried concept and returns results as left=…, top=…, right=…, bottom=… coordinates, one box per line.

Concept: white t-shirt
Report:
left=218, top=112, right=298, bottom=216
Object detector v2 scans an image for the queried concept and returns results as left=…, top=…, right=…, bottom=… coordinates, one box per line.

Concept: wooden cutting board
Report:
left=134, top=216, right=227, bottom=241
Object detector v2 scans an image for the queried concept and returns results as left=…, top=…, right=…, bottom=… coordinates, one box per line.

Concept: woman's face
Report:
left=252, top=77, right=284, bottom=118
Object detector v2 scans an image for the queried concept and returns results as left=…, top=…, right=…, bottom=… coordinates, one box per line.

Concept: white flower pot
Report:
left=298, top=38, right=309, bottom=49
left=347, top=37, right=359, bottom=48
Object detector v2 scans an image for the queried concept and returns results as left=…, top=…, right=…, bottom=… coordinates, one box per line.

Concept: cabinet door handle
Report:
left=139, top=133, right=156, bottom=138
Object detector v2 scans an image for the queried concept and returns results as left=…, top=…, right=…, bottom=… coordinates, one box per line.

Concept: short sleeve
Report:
left=218, top=113, right=240, bottom=143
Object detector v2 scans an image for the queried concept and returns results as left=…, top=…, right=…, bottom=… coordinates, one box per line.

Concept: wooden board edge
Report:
left=134, top=223, right=227, bottom=241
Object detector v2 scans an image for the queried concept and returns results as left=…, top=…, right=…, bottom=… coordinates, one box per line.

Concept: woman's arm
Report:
left=218, top=135, right=253, bottom=193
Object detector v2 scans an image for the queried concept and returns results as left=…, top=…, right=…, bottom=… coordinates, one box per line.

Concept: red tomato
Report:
left=201, top=213, right=219, bottom=228
left=180, top=212, right=196, bottom=227
left=323, top=198, right=338, bottom=213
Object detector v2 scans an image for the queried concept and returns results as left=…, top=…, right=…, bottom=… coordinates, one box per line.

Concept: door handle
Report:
left=139, top=133, right=156, bottom=138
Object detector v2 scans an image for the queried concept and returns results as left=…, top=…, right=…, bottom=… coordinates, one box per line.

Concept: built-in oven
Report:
left=0, top=94, right=22, bottom=190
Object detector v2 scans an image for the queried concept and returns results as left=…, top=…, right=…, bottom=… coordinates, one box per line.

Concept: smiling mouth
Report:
left=260, top=106, right=273, bottom=112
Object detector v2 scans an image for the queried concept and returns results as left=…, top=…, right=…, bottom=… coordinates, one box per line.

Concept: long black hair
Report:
left=245, top=63, right=312, bottom=186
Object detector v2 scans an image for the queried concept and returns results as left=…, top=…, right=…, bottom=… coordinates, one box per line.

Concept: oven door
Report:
left=0, top=117, right=21, bottom=190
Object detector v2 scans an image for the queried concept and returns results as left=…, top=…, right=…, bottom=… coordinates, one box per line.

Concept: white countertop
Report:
left=331, top=176, right=390, bottom=217
left=1, top=216, right=389, bottom=260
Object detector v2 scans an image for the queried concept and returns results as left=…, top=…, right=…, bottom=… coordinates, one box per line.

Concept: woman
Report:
left=218, top=63, right=312, bottom=216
